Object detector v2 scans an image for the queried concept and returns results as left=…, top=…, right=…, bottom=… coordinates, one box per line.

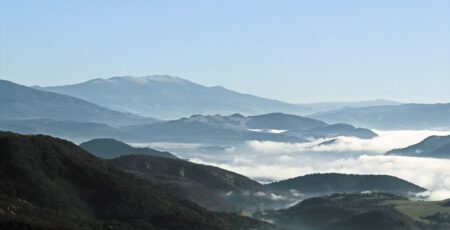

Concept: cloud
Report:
left=247, top=129, right=450, bottom=154
left=191, top=155, right=450, bottom=201
left=189, top=130, right=450, bottom=201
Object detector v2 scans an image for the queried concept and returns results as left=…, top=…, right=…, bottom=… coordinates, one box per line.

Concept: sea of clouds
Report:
left=187, top=130, right=450, bottom=201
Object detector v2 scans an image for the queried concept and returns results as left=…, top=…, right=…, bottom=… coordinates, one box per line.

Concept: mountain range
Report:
left=1, top=131, right=447, bottom=229
left=35, top=75, right=406, bottom=119
left=312, top=103, right=450, bottom=130
left=5, top=76, right=450, bottom=132
left=122, top=113, right=377, bottom=144
left=0, top=78, right=380, bottom=144
left=302, top=99, right=402, bottom=112
left=0, top=119, right=128, bottom=141
left=35, top=75, right=311, bottom=119
left=0, top=79, right=157, bottom=127
left=80, top=138, right=426, bottom=211
left=386, top=135, right=450, bottom=158
left=0, top=114, right=376, bottom=144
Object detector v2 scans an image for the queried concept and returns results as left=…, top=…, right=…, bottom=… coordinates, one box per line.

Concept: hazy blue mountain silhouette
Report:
left=0, top=79, right=157, bottom=126
left=312, top=103, right=450, bottom=130
left=123, top=113, right=377, bottom=143
left=36, top=75, right=311, bottom=119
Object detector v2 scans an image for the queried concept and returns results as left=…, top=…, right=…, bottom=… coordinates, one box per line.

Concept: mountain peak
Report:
left=37, top=75, right=310, bottom=119
left=104, top=75, right=190, bottom=84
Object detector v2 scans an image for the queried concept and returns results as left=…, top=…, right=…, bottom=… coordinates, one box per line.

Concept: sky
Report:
left=0, top=0, right=449, bottom=103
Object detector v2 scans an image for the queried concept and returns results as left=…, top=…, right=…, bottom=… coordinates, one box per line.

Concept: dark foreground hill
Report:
left=109, top=154, right=293, bottom=212
left=80, top=138, right=178, bottom=159
left=386, top=135, right=450, bottom=159
left=0, top=131, right=274, bottom=230
left=266, top=173, right=426, bottom=197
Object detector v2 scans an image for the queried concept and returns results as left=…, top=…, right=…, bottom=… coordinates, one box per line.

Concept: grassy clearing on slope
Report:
left=389, top=200, right=450, bottom=223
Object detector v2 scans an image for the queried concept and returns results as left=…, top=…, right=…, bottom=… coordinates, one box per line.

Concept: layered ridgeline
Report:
left=301, top=99, right=402, bottom=112
left=311, top=103, right=450, bottom=130
left=0, top=119, right=128, bottom=141
left=386, top=135, right=450, bottom=159
left=0, top=79, right=157, bottom=127
left=36, top=75, right=311, bottom=119
left=123, top=113, right=377, bottom=144
left=255, top=193, right=450, bottom=230
left=1, top=131, right=446, bottom=229
left=35, top=76, right=404, bottom=119
left=81, top=138, right=427, bottom=213
left=266, top=173, right=426, bottom=197
left=108, top=154, right=292, bottom=212
left=79, top=138, right=178, bottom=159
left=0, top=113, right=375, bottom=144
left=0, top=79, right=376, bottom=143
left=0, top=132, right=273, bottom=230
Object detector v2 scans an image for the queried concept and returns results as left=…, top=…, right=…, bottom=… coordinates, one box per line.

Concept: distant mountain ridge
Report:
left=312, top=103, right=450, bottom=130
left=0, top=113, right=376, bottom=144
left=123, top=113, right=377, bottom=143
left=36, top=75, right=312, bottom=119
left=300, top=99, right=402, bottom=112
left=0, top=119, right=127, bottom=142
left=386, top=135, right=450, bottom=158
left=0, top=79, right=157, bottom=127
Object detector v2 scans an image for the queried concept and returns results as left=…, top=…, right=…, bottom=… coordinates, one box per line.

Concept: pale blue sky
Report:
left=1, top=0, right=449, bottom=103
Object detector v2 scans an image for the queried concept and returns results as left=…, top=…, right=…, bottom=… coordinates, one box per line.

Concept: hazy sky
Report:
left=1, top=0, right=449, bottom=103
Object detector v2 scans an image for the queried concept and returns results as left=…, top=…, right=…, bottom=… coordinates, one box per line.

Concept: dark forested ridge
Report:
left=109, top=154, right=262, bottom=191
left=109, top=154, right=292, bottom=212
left=256, top=193, right=444, bottom=230
left=80, top=138, right=178, bottom=159
left=266, top=173, right=426, bottom=196
left=0, top=131, right=275, bottom=230
left=386, top=135, right=450, bottom=159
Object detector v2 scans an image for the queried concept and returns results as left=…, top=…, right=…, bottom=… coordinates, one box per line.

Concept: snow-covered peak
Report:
left=99, top=75, right=188, bottom=85
left=143, top=75, right=186, bottom=83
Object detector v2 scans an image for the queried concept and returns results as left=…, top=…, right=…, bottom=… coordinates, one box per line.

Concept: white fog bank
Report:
left=189, top=130, right=450, bottom=201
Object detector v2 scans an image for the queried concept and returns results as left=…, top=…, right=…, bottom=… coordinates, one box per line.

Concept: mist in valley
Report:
left=132, top=129, right=450, bottom=201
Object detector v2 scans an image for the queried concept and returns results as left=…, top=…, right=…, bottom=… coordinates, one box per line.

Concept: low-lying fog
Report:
left=131, top=130, right=450, bottom=201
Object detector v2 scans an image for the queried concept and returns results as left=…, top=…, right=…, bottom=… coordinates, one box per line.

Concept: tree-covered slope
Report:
left=109, top=154, right=294, bottom=212
left=386, top=135, right=450, bottom=159
left=256, top=193, right=426, bottom=230
left=266, top=173, right=425, bottom=196
left=0, top=131, right=274, bottom=230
